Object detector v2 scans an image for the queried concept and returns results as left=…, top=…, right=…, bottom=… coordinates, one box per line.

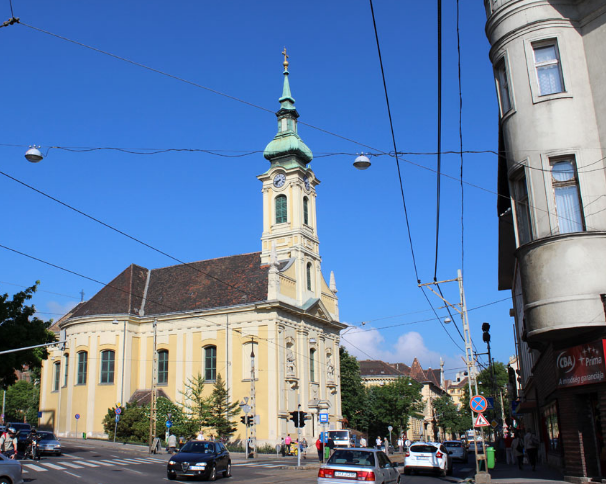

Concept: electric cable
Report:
left=434, top=0, right=442, bottom=281
left=456, top=0, right=465, bottom=276
left=0, top=280, right=80, bottom=300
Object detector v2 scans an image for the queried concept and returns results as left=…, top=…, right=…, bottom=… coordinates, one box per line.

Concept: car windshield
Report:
left=38, top=433, right=56, bottom=441
left=444, top=442, right=461, bottom=447
left=17, top=431, right=30, bottom=439
left=180, top=442, right=215, bottom=454
left=328, top=450, right=375, bottom=467
left=329, top=431, right=349, bottom=440
left=410, top=445, right=438, bottom=453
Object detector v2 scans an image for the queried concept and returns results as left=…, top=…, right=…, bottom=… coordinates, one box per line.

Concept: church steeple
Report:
left=263, top=49, right=313, bottom=166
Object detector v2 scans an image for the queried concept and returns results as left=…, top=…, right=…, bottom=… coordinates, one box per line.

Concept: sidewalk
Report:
left=486, top=458, right=565, bottom=483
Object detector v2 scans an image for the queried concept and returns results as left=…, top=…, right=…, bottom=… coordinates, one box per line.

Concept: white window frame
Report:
left=509, top=164, right=534, bottom=246
left=494, top=54, right=515, bottom=118
left=524, top=35, right=571, bottom=104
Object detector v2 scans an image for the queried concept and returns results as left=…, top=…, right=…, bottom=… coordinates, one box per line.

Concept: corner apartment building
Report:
left=485, top=0, right=606, bottom=479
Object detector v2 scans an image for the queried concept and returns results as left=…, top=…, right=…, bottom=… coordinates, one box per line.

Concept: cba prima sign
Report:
left=557, top=339, right=606, bottom=388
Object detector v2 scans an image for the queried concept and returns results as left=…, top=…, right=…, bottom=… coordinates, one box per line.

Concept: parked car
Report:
left=468, top=440, right=484, bottom=454
left=0, top=452, right=23, bottom=484
left=443, top=440, right=467, bottom=462
left=167, top=440, right=231, bottom=481
left=318, top=448, right=401, bottom=484
left=404, top=442, right=452, bottom=477
left=37, top=432, right=62, bottom=456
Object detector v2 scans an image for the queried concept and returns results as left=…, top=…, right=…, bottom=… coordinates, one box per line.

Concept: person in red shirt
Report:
left=316, top=436, right=324, bottom=462
left=504, top=432, right=514, bottom=465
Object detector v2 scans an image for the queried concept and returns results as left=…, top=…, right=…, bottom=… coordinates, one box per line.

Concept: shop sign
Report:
left=557, top=339, right=606, bottom=388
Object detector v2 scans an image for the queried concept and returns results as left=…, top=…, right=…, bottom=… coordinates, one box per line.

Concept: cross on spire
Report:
left=282, top=47, right=289, bottom=70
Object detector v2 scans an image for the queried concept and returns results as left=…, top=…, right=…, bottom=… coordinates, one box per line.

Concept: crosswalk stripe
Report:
left=92, top=460, right=113, bottom=466
left=145, top=457, right=167, bottom=462
left=23, top=464, right=48, bottom=472
left=131, top=458, right=160, bottom=463
left=58, top=461, right=84, bottom=468
left=39, top=463, right=66, bottom=470
left=78, top=461, right=100, bottom=467
left=121, top=458, right=146, bottom=464
left=100, top=459, right=128, bottom=465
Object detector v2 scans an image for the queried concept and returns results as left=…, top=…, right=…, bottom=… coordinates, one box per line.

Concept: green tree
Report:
left=180, top=372, right=211, bottom=433
left=339, top=347, right=368, bottom=431
left=433, top=393, right=468, bottom=437
left=102, top=403, right=148, bottom=442
left=0, top=283, right=56, bottom=388
left=4, top=380, right=40, bottom=423
left=206, top=374, right=240, bottom=439
left=367, top=377, right=424, bottom=441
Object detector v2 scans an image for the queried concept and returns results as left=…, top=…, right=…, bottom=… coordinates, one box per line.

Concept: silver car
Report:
left=318, top=448, right=401, bottom=484
left=37, top=431, right=62, bottom=455
left=443, top=440, right=467, bottom=462
left=0, top=453, right=23, bottom=484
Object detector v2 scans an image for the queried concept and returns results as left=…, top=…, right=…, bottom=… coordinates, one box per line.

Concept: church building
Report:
left=39, top=56, right=345, bottom=445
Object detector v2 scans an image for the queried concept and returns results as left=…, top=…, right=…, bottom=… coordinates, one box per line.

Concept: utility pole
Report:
left=419, top=269, right=490, bottom=482
left=249, top=338, right=256, bottom=458
left=149, top=318, right=158, bottom=453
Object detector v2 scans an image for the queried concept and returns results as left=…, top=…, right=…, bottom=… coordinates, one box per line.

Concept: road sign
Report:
left=38, top=411, right=42, bottom=419
left=474, top=413, right=490, bottom=427
left=511, top=401, right=520, bottom=414
left=115, top=407, right=122, bottom=415
left=75, top=414, right=80, bottom=420
left=166, top=420, right=173, bottom=428
left=115, top=415, right=120, bottom=422
left=319, top=413, right=329, bottom=423
left=470, top=395, right=488, bottom=413
left=491, top=420, right=498, bottom=428
left=486, top=397, right=495, bottom=410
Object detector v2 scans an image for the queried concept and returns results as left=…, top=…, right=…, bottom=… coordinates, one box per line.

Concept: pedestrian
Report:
left=285, top=433, right=292, bottom=455
left=167, top=433, right=177, bottom=454
left=316, top=436, right=324, bottom=462
left=524, top=429, right=539, bottom=471
left=375, top=436, right=382, bottom=449
left=383, top=437, right=390, bottom=455
left=360, top=436, right=367, bottom=448
left=504, top=432, right=514, bottom=465
left=196, top=430, right=204, bottom=440
left=0, top=428, right=18, bottom=459
left=247, top=437, right=253, bottom=457
left=327, top=436, right=335, bottom=456
left=178, top=436, right=185, bottom=449
left=511, top=432, right=524, bottom=470
left=397, top=437, right=403, bottom=454
left=302, top=437, right=308, bottom=459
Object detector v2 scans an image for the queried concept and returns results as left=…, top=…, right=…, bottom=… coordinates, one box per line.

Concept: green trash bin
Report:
left=486, top=446, right=495, bottom=469
left=82, top=432, right=86, bottom=440
left=324, top=446, right=330, bottom=460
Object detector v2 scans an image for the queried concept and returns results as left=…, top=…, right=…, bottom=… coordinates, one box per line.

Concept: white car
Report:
left=318, top=448, right=401, bottom=484
left=403, top=442, right=452, bottom=476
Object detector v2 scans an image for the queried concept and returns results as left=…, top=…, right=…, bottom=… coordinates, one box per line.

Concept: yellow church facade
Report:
left=39, top=59, right=345, bottom=445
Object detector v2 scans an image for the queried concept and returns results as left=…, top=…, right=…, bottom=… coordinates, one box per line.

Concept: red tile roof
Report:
left=70, top=252, right=269, bottom=319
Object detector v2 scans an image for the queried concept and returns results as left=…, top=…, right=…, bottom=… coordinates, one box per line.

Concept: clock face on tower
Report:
left=273, top=173, right=286, bottom=188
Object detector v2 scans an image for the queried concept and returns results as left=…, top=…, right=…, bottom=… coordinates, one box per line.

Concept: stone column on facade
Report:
left=277, top=323, right=286, bottom=423
left=86, top=335, right=98, bottom=437
left=297, top=328, right=309, bottom=437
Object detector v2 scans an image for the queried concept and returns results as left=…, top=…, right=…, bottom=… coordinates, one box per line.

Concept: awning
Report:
left=515, top=400, right=538, bottom=414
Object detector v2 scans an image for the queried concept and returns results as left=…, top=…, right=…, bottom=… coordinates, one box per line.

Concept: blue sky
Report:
left=0, top=1, right=512, bottom=378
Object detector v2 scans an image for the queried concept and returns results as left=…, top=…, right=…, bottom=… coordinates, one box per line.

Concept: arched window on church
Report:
left=204, top=346, right=217, bottom=382
left=158, top=350, right=169, bottom=385
left=53, top=361, right=61, bottom=391
left=309, top=348, right=316, bottom=382
left=307, top=262, right=312, bottom=291
left=100, top=350, right=115, bottom=384
left=303, top=196, right=309, bottom=225
left=276, top=195, right=287, bottom=224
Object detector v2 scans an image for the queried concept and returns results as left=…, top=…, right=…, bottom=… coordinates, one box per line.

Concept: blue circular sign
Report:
left=75, top=414, right=80, bottom=420
left=470, top=395, right=488, bottom=413
left=115, top=407, right=122, bottom=415
left=166, top=421, right=173, bottom=428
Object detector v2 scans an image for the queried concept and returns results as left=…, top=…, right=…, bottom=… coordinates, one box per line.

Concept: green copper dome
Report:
left=264, top=66, right=313, bottom=165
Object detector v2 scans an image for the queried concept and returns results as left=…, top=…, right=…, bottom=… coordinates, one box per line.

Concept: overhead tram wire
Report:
left=0, top=280, right=80, bottom=300
left=434, top=0, right=443, bottom=281
left=368, top=0, right=463, bottom=353
left=456, top=0, right=465, bottom=276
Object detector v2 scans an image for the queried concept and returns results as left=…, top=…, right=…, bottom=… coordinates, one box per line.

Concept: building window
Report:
left=63, top=353, right=69, bottom=387
left=275, top=195, right=287, bottom=224
left=533, top=41, right=564, bottom=96
left=303, top=197, right=309, bottom=225
left=310, top=348, right=316, bottom=382
left=204, top=346, right=217, bottom=382
left=281, top=118, right=287, bottom=132
left=551, top=159, right=584, bottom=233
left=306, top=262, right=312, bottom=291
left=496, top=58, right=512, bottom=115
left=158, top=350, right=168, bottom=385
left=512, top=173, right=532, bottom=245
left=100, top=350, right=115, bottom=384
left=77, top=351, right=87, bottom=385
left=53, top=362, right=61, bottom=391
left=543, top=402, right=561, bottom=453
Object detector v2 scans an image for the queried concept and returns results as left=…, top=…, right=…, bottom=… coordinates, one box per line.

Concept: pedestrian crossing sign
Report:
left=474, top=413, right=490, bottom=427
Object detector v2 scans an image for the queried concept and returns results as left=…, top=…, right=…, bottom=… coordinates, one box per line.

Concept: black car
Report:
left=15, top=430, right=31, bottom=452
left=167, top=440, right=231, bottom=481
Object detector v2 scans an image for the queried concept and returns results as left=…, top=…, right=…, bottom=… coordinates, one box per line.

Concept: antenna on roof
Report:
left=80, top=289, right=85, bottom=302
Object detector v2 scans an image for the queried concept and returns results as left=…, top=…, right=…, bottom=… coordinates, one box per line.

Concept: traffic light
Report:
left=298, top=411, right=307, bottom=428
left=240, top=416, right=246, bottom=425
left=482, top=322, right=491, bottom=343
left=290, top=411, right=298, bottom=427
left=246, top=415, right=253, bottom=426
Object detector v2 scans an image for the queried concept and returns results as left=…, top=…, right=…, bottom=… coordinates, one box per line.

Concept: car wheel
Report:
left=223, top=461, right=232, bottom=478
left=167, top=471, right=177, bottom=481
left=0, top=477, right=11, bottom=484
left=447, top=465, right=453, bottom=476
left=208, top=464, right=216, bottom=481
left=403, top=467, right=410, bottom=476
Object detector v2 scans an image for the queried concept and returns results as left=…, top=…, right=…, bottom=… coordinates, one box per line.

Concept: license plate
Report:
left=416, top=456, right=429, bottom=460
left=190, top=465, right=205, bottom=470
left=334, top=471, right=356, bottom=478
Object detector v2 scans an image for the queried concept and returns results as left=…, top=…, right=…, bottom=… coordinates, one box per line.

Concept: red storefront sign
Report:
left=557, top=339, right=606, bottom=388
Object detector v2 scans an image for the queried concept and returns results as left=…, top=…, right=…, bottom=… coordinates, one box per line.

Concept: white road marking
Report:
left=39, top=462, right=67, bottom=470
left=121, top=458, right=146, bottom=464
left=91, top=460, right=113, bottom=466
left=100, top=459, right=128, bottom=465
left=78, top=461, right=100, bottom=467
left=23, top=464, right=48, bottom=472
left=64, top=471, right=81, bottom=478
left=58, top=461, right=85, bottom=468
left=61, top=452, right=83, bottom=459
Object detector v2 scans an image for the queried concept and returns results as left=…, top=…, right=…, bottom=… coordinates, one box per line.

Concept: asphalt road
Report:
left=15, top=439, right=479, bottom=484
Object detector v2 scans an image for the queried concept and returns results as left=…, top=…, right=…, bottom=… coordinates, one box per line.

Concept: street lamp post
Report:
left=149, top=318, right=158, bottom=453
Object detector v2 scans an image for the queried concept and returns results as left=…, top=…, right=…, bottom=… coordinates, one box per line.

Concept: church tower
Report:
left=258, top=51, right=323, bottom=305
